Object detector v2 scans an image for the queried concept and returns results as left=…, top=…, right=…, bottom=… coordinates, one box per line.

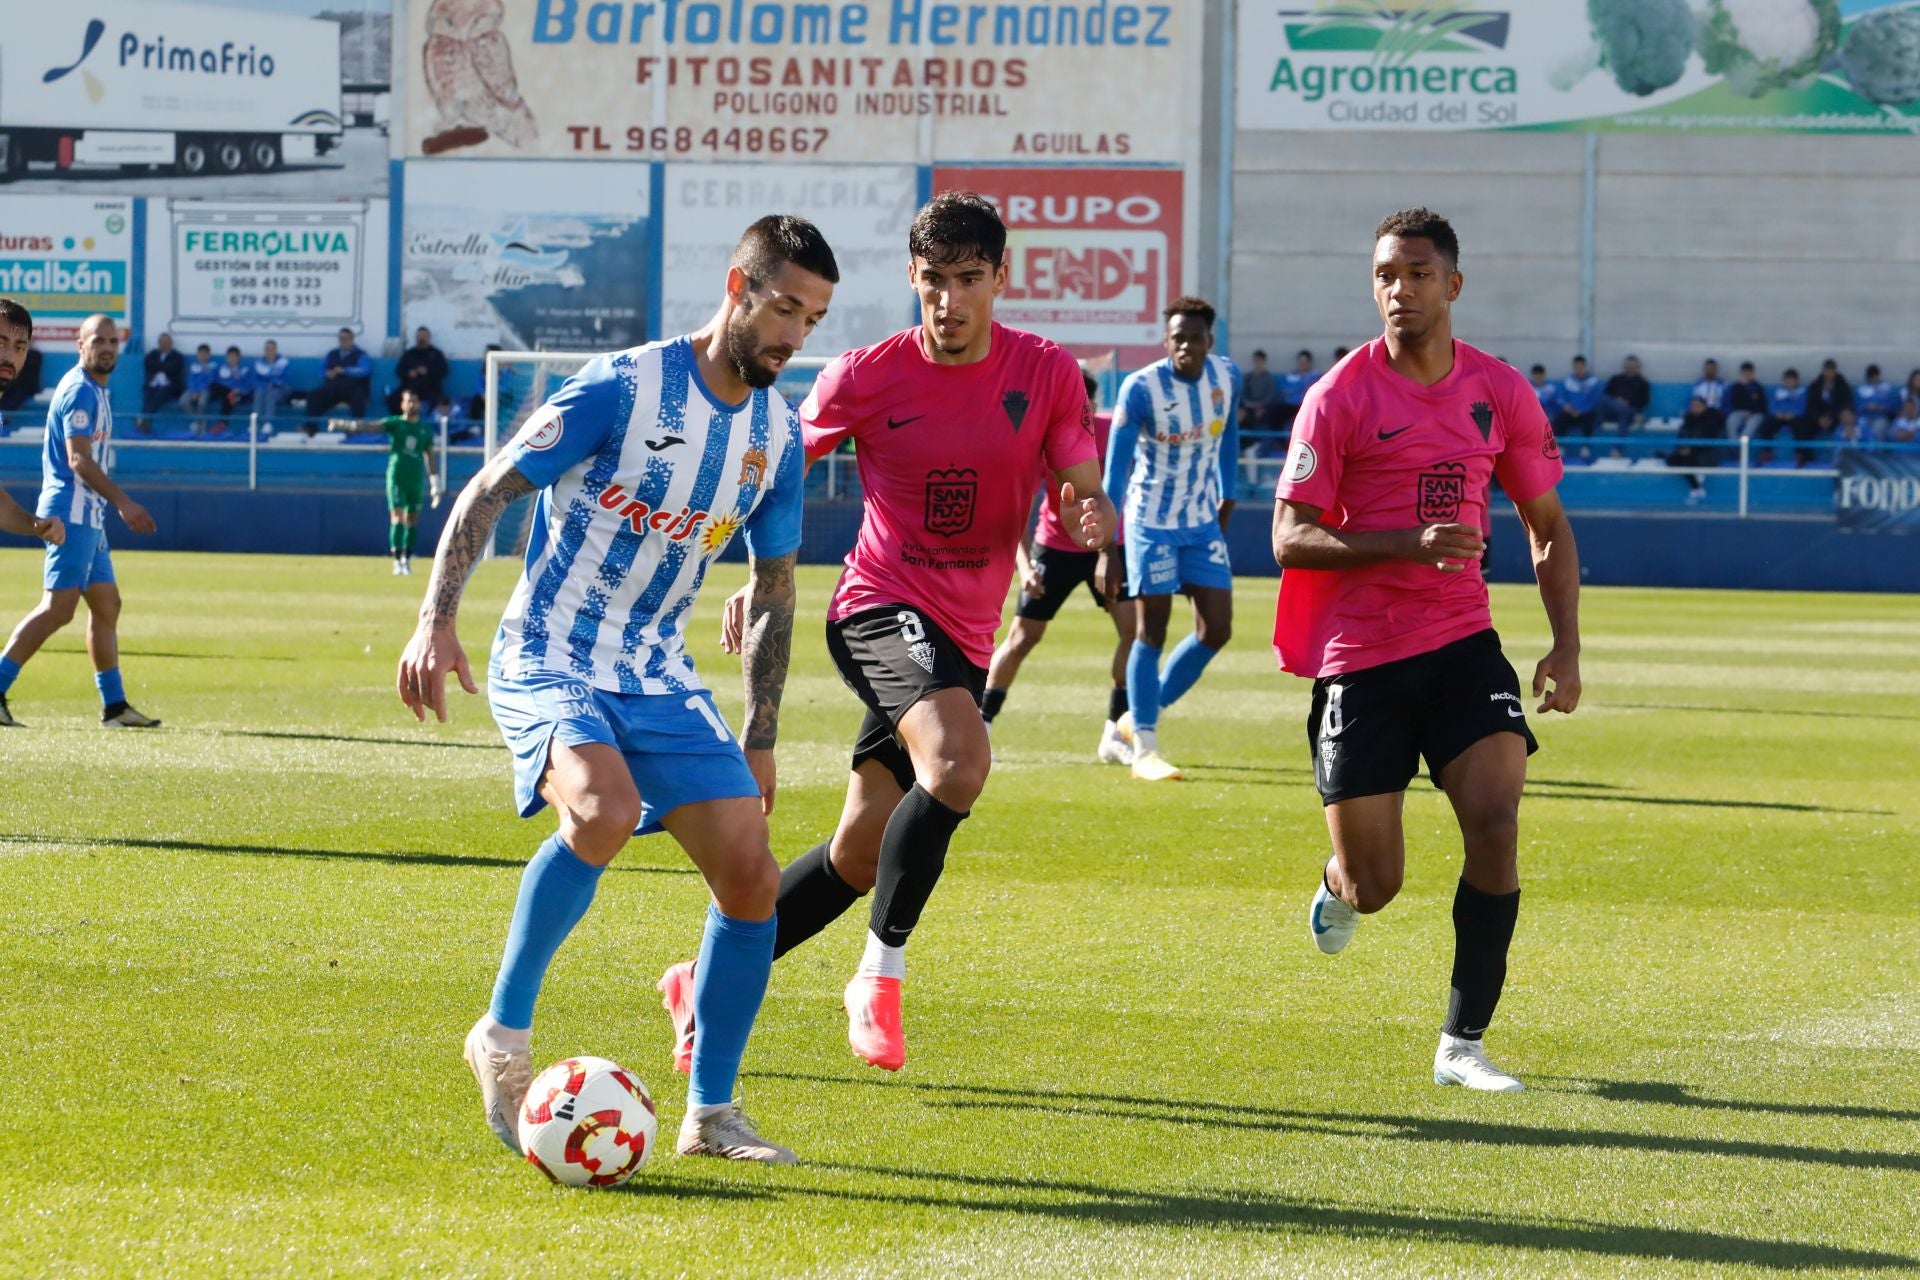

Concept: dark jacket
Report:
left=397, top=344, right=449, bottom=402
left=1807, top=374, right=1852, bottom=427
left=144, top=346, right=186, bottom=396
left=1603, top=372, right=1650, bottom=411
left=1728, top=380, right=1768, bottom=414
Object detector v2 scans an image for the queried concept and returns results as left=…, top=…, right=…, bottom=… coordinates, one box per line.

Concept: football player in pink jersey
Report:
left=1272, top=208, right=1582, bottom=1092
left=679, top=193, right=1117, bottom=1074
left=980, top=366, right=1138, bottom=766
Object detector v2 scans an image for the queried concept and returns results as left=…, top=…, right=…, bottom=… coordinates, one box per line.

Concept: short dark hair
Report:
left=1251, top=348, right=1267, bottom=359
left=0, top=297, right=32, bottom=339
left=1296, top=348, right=1313, bottom=361
left=196, top=343, right=211, bottom=353
left=1783, top=367, right=1800, bottom=379
left=1739, top=361, right=1755, bottom=372
left=1866, top=363, right=1881, bottom=378
left=732, top=214, right=840, bottom=287
left=1625, top=353, right=1641, bottom=362
left=1574, top=354, right=1588, bottom=364
left=225, top=345, right=241, bottom=356
left=1822, top=358, right=1838, bottom=370
left=1081, top=367, right=1098, bottom=399
left=910, top=191, right=1007, bottom=269
left=1163, top=296, right=1216, bottom=329
left=1374, top=207, right=1460, bottom=269
left=1530, top=363, right=1547, bottom=375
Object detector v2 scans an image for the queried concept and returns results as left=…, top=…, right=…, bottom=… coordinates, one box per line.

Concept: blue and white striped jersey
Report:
left=1103, top=354, right=1242, bottom=531
left=38, top=365, right=113, bottom=531
left=490, top=337, right=805, bottom=696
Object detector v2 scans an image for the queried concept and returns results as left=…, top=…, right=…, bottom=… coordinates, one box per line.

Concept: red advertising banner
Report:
left=936, top=167, right=1182, bottom=366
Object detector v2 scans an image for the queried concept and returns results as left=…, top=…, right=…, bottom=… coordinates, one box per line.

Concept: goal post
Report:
left=480, top=348, right=837, bottom=560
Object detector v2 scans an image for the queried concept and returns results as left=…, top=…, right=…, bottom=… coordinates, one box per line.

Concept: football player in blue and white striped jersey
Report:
left=1100, top=297, right=1241, bottom=781
left=398, top=216, right=838, bottom=1166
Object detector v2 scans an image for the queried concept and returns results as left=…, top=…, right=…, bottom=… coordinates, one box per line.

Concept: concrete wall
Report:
left=1229, top=132, right=1920, bottom=386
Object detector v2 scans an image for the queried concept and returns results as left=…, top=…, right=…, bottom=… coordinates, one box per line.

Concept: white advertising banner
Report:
left=660, top=163, right=918, bottom=356
left=0, top=197, right=133, bottom=344
left=405, top=0, right=1200, bottom=163
left=147, top=200, right=390, bottom=355
left=1237, top=0, right=1920, bottom=134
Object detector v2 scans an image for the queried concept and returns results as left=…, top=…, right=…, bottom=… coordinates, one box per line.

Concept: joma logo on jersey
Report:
left=596, top=483, right=709, bottom=542
left=924, top=468, right=978, bottom=537
left=1418, top=463, right=1467, bottom=522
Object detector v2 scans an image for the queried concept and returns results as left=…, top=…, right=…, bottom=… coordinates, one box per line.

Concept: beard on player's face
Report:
left=725, top=303, right=788, bottom=390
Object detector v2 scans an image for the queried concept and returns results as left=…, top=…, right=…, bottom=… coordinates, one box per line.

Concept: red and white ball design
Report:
left=518, top=1056, right=657, bottom=1188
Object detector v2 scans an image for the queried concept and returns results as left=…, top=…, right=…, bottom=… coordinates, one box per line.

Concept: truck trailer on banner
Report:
left=0, top=0, right=344, bottom=181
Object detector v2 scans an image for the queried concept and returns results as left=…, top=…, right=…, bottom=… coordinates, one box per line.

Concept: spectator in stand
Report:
left=1891, top=398, right=1919, bottom=443
left=252, top=339, right=291, bottom=429
left=140, top=332, right=186, bottom=428
left=1555, top=355, right=1601, bottom=434
left=179, top=343, right=216, bottom=426
left=1806, top=359, right=1853, bottom=464
left=434, top=394, right=478, bottom=442
left=304, top=327, right=372, bottom=427
left=209, top=345, right=252, bottom=435
left=1277, top=349, right=1320, bottom=438
left=391, top=325, right=449, bottom=414
left=1905, top=369, right=1920, bottom=410
left=1854, top=364, right=1899, bottom=441
left=1599, top=353, right=1651, bottom=436
left=1330, top=345, right=1350, bottom=364
left=0, top=344, right=43, bottom=423
left=1755, top=367, right=1807, bottom=465
left=1529, top=364, right=1562, bottom=419
left=1692, top=358, right=1727, bottom=413
left=1241, top=349, right=1275, bottom=431
left=1668, top=394, right=1726, bottom=505
left=1725, top=361, right=1768, bottom=440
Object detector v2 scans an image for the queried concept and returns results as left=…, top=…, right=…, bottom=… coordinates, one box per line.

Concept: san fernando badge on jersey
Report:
left=924, top=467, right=978, bottom=537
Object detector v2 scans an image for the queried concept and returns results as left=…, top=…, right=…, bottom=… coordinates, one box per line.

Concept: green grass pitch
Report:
left=1, top=550, right=1916, bottom=1278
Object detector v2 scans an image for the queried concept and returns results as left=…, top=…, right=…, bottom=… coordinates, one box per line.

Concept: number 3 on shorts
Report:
left=897, top=611, right=926, bottom=643
left=685, top=694, right=731, bottom=742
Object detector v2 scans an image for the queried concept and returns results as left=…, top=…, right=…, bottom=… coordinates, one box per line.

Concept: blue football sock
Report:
left=1127, top=640, right=1164, bottom=732
left=688, top=904, right=777, bottom=1108
left=488, top=835, right=604, bottom=1031
left=0, top=656, right=20, bottom=695
left=95, top=667, right=125, bottom=707
left=1157, top=635, right=1218, bottom=710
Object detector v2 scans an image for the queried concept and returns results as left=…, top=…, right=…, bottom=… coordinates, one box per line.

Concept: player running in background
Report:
left=0, top=301, right=64, bottom=552
left=1272, top=208, right=1581, bottom=1092
left=980, top=366, right=1137, bottom=764
left=0, top=312, right=160, bottom=730
left=676, top=192, right=1116, bottom=1075
left=397, top=216, right=837, bottom=1164
left=1102, top=297, right=1241, bottom=782
left=357, top=389, right=440, bottom=574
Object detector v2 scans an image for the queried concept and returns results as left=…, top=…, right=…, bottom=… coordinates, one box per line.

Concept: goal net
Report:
left=481, top=348, right=836, bottom=560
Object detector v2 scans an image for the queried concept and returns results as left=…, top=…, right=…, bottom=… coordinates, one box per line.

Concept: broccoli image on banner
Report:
left=1839, top=6, right=1920, bottom=106
left=1696, top=0, right=1841, bottom=97
left=1550, top=0, right=1697, bottom=96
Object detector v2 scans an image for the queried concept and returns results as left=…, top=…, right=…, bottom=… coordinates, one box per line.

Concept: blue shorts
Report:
left=44, top=525, right=115, bottom=591
left=1125, top=522, right=1232, bottom=596
left=487, top=669, right=760, bottom=836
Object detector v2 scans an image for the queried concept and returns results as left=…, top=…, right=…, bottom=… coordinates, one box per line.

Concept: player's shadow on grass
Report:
left=1537, top=1075, right=1920, bottom=1124
left=43, top=645, right=298, bottom=662
left=1525, top=788, right=1884, bottom=815
left=784, top=1159, right=1915, bottom=1272
left=1612, top=700, right=1920, bottom=723
left=0, top=833, right=695, bottom=875
left=221, top=728, right=499, bottom=751
left=755, top=1073, right=1920, bottom=1177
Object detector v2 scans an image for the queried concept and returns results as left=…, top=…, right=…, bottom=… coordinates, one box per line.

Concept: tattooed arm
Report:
left=738, top=551, right=797, bottom=813
left=397, top=453, right=536, bottom=722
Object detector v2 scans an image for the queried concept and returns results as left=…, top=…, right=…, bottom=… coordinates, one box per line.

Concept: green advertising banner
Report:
left=1237, top=1, right=1920, bottom=132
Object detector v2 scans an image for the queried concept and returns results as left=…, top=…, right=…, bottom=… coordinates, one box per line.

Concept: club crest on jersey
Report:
left=1286, top=439, right=1317, bottom=483
left=517, top=404, right=564, bottom=451
left=738, top=447, right=768, bottom=490
left=1212, top=387, right=1226, bottom=415
left=1470, top=400, right=1494, bottom=442
left=924, top=467, right=978, bottom=537
left=1419, top=462, right=1467, bottom=522
left=1541, top=421, right=1561, bottom=460
left=1002, top=390, right=1029, bottom=433
left=595, top=482, right=709, bottom=542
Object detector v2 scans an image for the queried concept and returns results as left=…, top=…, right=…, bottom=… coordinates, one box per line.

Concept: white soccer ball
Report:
left=518, top=1056, right=658, bottom=1188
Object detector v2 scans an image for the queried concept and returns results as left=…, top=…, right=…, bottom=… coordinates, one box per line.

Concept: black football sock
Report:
left=981, top=687, right=1008, bottom=723
left=869, top=784, right=968, bottom=947
left=773, top=842, right=862, bottom=960
left=1107, top=686, right=1129, bottom=722
left=1442, top=878, right=1520, bottom=1040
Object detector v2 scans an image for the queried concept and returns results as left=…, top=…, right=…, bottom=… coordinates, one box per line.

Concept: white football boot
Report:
left=463, top=1019, right=535, bottom=1153
left=677, top=1102, right=798, bottom=1164
left=1308, top=865, right=1360, bottom=955
left=1433, top=1034, right=1525, bottom=1092
left=1095, top=719, right=1133, bottom=765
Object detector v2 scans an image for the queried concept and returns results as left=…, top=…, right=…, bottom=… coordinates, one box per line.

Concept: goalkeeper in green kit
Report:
left=364, top=389, right=440, bottom=575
